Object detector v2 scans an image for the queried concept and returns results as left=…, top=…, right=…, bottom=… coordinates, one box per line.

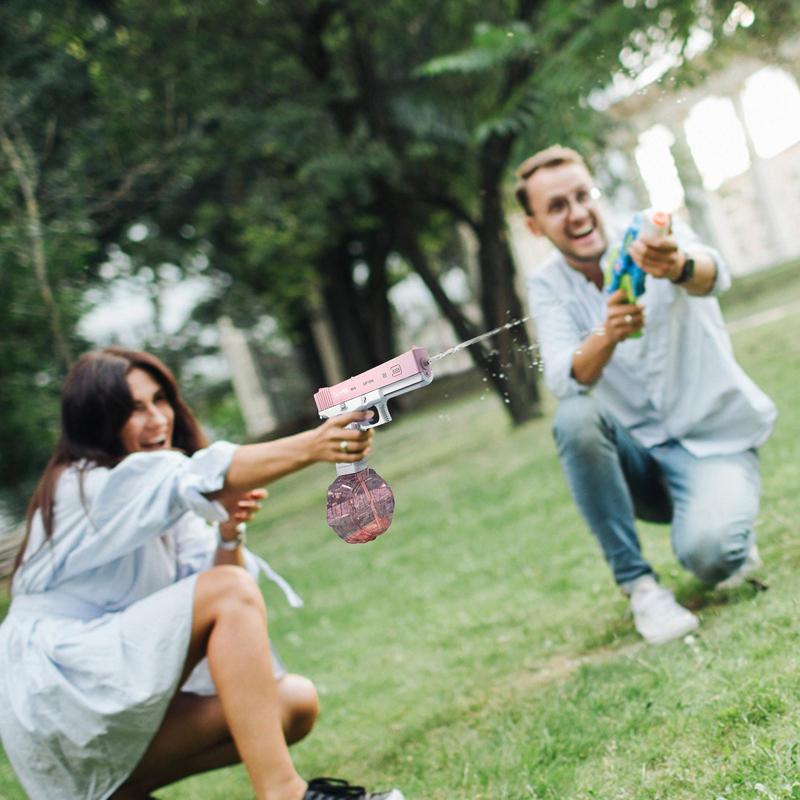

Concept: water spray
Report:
left=313, top=319, right=531, bottom=543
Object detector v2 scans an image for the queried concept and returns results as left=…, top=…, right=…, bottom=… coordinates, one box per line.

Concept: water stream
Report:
left=428, top=317, right=531, bottom=363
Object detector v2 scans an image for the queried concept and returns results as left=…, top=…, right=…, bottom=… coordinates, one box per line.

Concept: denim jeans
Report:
left=552, top=394, right=760, bottom=586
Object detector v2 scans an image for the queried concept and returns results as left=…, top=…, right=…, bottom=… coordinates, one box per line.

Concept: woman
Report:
left=0, top=348, right=403, bottom=800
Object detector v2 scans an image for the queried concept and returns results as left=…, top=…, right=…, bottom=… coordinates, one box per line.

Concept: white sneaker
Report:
left=629, top=575, right=699, bottom=645
left=715, top=544, right=763, bottom=590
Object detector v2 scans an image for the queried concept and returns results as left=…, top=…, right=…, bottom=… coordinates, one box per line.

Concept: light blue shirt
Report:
left=526, top=222, right=777, bottom=457
left=0, top=443, right=300, bottom=800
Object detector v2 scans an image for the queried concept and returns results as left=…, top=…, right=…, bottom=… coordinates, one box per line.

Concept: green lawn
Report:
left=719, top=258, right=800, bottom=322
left=2, top=283, right=800, bottom=799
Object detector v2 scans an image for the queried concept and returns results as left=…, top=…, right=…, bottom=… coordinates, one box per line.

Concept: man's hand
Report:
left=629, top=231, right=717, bottom=295
left=628, top=231, right=683, bottom=282
left=604, top=289, right=644, bottom=344
left=571, top=290, right=644, bottom=385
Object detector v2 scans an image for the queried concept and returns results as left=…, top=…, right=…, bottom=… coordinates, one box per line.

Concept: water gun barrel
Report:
left=639, top=209, right=671, bottom=240
left=314, top=347, right=434, bottom=430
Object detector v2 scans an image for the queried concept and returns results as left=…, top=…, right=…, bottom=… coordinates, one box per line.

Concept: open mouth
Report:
left=140, top=437, right=168, bottom=451
left=568, top=225, right=596, bottom=241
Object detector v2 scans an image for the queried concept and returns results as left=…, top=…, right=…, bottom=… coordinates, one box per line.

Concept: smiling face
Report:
left=522, top=162, right=608, bottom=272
left=118, top=368, right=175, bottom=454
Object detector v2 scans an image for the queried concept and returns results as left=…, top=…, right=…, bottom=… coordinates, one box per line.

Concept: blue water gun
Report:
left=604, top=209, right=671, bottom=336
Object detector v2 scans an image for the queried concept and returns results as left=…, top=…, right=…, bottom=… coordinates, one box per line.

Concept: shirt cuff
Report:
left=178, top=441, right=238, bottom=522
left=545, top=350, right=588, bottom=399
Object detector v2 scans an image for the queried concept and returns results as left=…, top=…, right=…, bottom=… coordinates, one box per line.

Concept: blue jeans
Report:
left=552, top=395, right=760, bottom=586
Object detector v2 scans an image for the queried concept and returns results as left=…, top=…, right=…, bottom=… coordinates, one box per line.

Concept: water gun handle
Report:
left=335, top=422, right=369, bottom=476
left=607, top=223, right=642, bottom=305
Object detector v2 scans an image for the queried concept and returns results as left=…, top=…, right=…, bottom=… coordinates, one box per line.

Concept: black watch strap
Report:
left=672, top=255, right=695, bottom=285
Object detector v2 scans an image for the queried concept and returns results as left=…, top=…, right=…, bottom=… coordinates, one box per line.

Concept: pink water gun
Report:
left=314, top=347, right=433, bottom=430
left=314, top=348, right=434, bottom=543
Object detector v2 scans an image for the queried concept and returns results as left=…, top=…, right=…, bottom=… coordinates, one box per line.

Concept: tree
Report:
left=0, top=2, right=98, bottom=502
left=3, top=0, right=798, bottom=503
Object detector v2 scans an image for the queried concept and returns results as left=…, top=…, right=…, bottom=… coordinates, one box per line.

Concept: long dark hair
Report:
left=14, top=348, right=207, bottom=574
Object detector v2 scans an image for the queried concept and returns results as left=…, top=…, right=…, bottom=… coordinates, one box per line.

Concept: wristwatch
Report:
left=218, top=522, right=247, bottom=550
left=671, top=254, right=695, bottom=285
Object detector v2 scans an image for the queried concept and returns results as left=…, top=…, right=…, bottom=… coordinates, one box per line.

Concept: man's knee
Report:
left=553, top=395, right=608, bottom=453
left=674, top=453, right=759, bottom=584
left=675, top=523, right=751, bottom=584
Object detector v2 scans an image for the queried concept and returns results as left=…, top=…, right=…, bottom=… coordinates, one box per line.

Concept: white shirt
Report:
left=526, top=223, right=777, bottom=457
left=0, top=443, right=300, bottom=800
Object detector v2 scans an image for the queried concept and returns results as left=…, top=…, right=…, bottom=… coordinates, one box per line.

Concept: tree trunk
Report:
left=364, top=234, right=395, bottom=364
left=0, top=126, right=72, bottom=372
left=290, top=304, right=329, bottom=392
left=302, top=2, right=541, bottom=421
left=318, top=244, right=376, bottom=377
left=392, top=211, right=532, bottom=414
left=476, top=133, right=541, bottom=424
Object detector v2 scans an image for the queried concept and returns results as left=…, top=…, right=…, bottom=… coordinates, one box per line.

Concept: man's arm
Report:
left=628, top=234, right=716, bottom=296
left=571, top=290, right=644, bottom=385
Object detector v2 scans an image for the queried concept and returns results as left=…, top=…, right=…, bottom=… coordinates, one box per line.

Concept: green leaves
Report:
left=417, top=22, right=539, bottom=77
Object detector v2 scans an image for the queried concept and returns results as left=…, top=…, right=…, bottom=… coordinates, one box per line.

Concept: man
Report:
left=517, top=145, right=776, bottom=645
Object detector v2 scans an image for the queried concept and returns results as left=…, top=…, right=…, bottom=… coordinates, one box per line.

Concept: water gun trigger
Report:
left=356, top=403, right=391, bottom=430
left=616, top=273, right=635, bottom=302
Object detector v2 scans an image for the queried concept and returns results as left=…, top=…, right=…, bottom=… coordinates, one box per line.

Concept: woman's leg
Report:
left=128, top=566, right=309, bottom=800
left=129, top=674, right=320, bottom=791
left=279, top=674, right=320, bottom=745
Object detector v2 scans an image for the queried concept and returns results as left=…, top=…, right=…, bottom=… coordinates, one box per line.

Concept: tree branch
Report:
left=414, top=188, right=479, bottom=233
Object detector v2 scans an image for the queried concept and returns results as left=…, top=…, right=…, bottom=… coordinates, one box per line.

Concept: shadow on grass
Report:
left=676, top=579, right=768, bottom=613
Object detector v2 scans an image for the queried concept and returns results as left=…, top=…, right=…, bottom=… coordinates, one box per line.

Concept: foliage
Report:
left=0, top=2, right=98, bottom=503
left=1, top=0, right=799, bottom=499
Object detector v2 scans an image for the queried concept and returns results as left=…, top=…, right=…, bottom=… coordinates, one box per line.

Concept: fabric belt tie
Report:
left=10, top=553, right=303, bottom=620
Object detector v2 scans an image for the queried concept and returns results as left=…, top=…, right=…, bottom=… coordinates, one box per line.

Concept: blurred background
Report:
left=2, top=0, right=800, bottom=569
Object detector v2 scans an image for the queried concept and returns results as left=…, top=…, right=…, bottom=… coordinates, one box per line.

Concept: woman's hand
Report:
left=219, top=488, right=268, bottom=539
left=216, top=488, right=268, bottom=566
left=304, top=411, right=375, bottom=464
left=217, top=410, right=376, bottom=501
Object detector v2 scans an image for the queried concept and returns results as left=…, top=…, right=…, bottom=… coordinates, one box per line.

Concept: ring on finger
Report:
left=339, top=440, right=349, bottom=453
left=624, top=314, right=633, bottom=324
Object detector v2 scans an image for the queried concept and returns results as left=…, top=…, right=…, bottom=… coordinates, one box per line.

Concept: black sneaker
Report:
left=303, top=777, right=405, bottom=800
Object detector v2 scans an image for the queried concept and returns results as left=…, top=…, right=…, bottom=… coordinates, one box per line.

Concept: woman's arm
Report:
left=36, top=413, right=372, bottom=580
left=212, top=410, right=374, bottom=507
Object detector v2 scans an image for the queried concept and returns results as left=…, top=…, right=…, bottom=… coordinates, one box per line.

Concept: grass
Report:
left=719, top=257, right=800, bottom=321
left=2, top=268, right=800, bottom=799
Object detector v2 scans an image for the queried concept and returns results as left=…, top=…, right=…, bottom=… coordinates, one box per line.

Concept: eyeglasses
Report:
left=541, top=186, right=602, bottom=218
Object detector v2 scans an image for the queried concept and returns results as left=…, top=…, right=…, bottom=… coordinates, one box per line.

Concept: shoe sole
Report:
left=642, top=615, right=699, bottom=646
